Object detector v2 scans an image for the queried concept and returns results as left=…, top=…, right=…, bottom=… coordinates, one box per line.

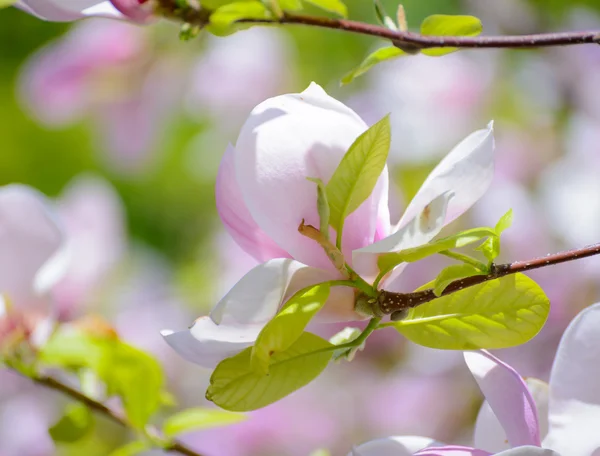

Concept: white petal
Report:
left=495, top=447, right=560, bottom=456
left=15, top=0, right=121, bottom=21
left=543, top=303, right=600, bottom=456
left=399, top=122, right=495, bottom=227
left=352, top=192, right=452, bottom=279
left=466, top=351, right=541, bottom=450
left=0, top=185, right=65, bottom=305
left=350, top=436, right=439, bottom=456
left=162, top=258, right=343, bottom=368
left=234, top=82, right=388, bottom=270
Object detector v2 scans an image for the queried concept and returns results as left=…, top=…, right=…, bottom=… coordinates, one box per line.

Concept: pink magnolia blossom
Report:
left=14, top=0, right=151, bottom=22
left=163, top=83, right=495, bottom=369
left=19, top=20, right=180, bottom=174
left=352, top=302, right=600, bottom=456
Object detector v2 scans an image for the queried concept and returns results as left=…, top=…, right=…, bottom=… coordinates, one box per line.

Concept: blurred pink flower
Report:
left=19, top=19, right=181, bottom=174
left=163, top=83, right=494, bottom=369
left=51, top=175, right=126, bottom=318
left=185, top=27, right=295, bottom=128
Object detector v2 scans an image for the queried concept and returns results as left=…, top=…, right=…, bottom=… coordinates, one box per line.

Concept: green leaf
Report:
left=49, top=404, right=94, bottom=443
left=40, top=330, right=165, bottom=429
left=276, top=0, right=303, bottom=10
left=329, top=327, right=363, bottom=361
left=373, top=0, right=398, bottom=30
left=208, top=1, right=272, bottom=36
left=433, top=263, right=487, bottom=296
left=478, top=209, right=513, bottom=263
left=304, top=0, right=347, bottom=17
left=420, top=14, right=483, bottom=56
left=109, top=441, right=152, bottom=456
left=377, top=227, right=497, bottom=276
left=252, top=283, right=330, bottom=373
left=394, top=274, right=549, bottom=350
left=307, top=177, right=331, bottom=240
left=163, top=408, right=246, bottom=438
left=105, top=343, right=165, bottom=429
left=207, top=332, right=333, bottom=411
left=0, top=0, right=16, bottom=8
left=341, top=47, right=404, bottom=85
left=326, top=115, right=391, bottom=247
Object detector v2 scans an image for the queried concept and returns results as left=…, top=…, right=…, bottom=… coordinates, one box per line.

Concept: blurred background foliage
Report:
left=2, top=0, right=600, bottom=455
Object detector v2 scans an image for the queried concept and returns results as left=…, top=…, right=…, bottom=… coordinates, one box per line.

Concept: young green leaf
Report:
left=49, top=404, right=94, bottom=443
left=341, top=47, right=404, bottom=85
left=329, top=327, right=363, bottom=361
left=420, top=14, right=483, bottom=56
left=326, top=115, right=391, bottom=247
left=377, top=227, right=496, bottom=276
left=304, top=0, right=347, bottom=17
left=252, top=283, right=330, bottom=373
left=307, top=177, right=331, bottom=240
left=163, top=408, right=246, bottom=438
left=208, top=1, right=272, bottom=36
left=207, top=332, right=333, bottom=411
left=276, top=0, right=303, bottom=11
left=394, top=274, right=549, bottom=350
left=108, top=441, right=153, bottom=456
left=40, top=329, right=165, bottom=430
left=478, top=208, right=514, bottom=263
left=433, top=263, right=487, bottom=296
left=372, top=0, right=397, bottom=30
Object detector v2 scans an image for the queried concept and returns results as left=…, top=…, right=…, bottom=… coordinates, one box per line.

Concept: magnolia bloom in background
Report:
left=0, top=185, right=66, bottom=349
left=14, top=0, right=152, bottom=22
left=163, top=82, right=494, bottom=369
left=351, top=302, right=600, bottom=456
left=19, top=19, right=181, bottom=173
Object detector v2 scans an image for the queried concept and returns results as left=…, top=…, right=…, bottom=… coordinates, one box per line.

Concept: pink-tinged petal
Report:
left=495, top=447, right=560, bottom=456
left=234, top=82, right=388, bottom=271
left=350, top=436, right=439, bottom=456
left=352, top=192, right=452, bottom=280
left=543, top=303, right=600, bottom=456
left=162, top=259, right=350, bottom=367
left=415, top=446, right=491, bottom=456
left=0, top=185, right=66, bottom=306
left=14, top=0, right=121, bottom=21
left=465, top=350, right=541, bottom=450
left=216, top=144, right=291, bottom=262
left=399, top=122, right=494, bottom=227
left=109, top=0, right=154, bottom=22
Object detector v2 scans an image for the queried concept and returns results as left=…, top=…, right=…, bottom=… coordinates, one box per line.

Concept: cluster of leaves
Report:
left=5, top=320, right=244, bottom=455
left=205, top=115, right=549, bottom=412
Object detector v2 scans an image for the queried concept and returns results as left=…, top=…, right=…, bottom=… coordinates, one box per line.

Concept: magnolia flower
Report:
left=163, top=83, right=494, bottom=369
left=14, top=0, right=151, bottom=22
left=351, top=302, right=600, bottom=456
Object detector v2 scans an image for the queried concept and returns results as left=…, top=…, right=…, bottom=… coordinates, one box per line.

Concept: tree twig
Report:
left=24, top=373, right=205, bottom=456
left=239, top=13, right=600, bottom=50
left=378, top=242, right=600, bottom=316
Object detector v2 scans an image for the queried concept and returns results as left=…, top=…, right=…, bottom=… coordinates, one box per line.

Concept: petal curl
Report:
left=162, top=258, right=352, bottom=368
left=543, top=303, right=600, bottom=456
left=465, top=350, right=541, bottom=450
left=0, top=185, right=65, bottom=305
left=234, top=82, right=388, bottom=270
left=216, top=144, right=291, bottom=262
left=349, top=436, right=438, bottom=456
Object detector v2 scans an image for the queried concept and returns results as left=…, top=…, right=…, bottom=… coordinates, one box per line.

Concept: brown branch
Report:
left=378, top=242, right=600, bottom=317
left=24, top=373, right=204, bottom=456
left=240, top=13, right=600, bottom=50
